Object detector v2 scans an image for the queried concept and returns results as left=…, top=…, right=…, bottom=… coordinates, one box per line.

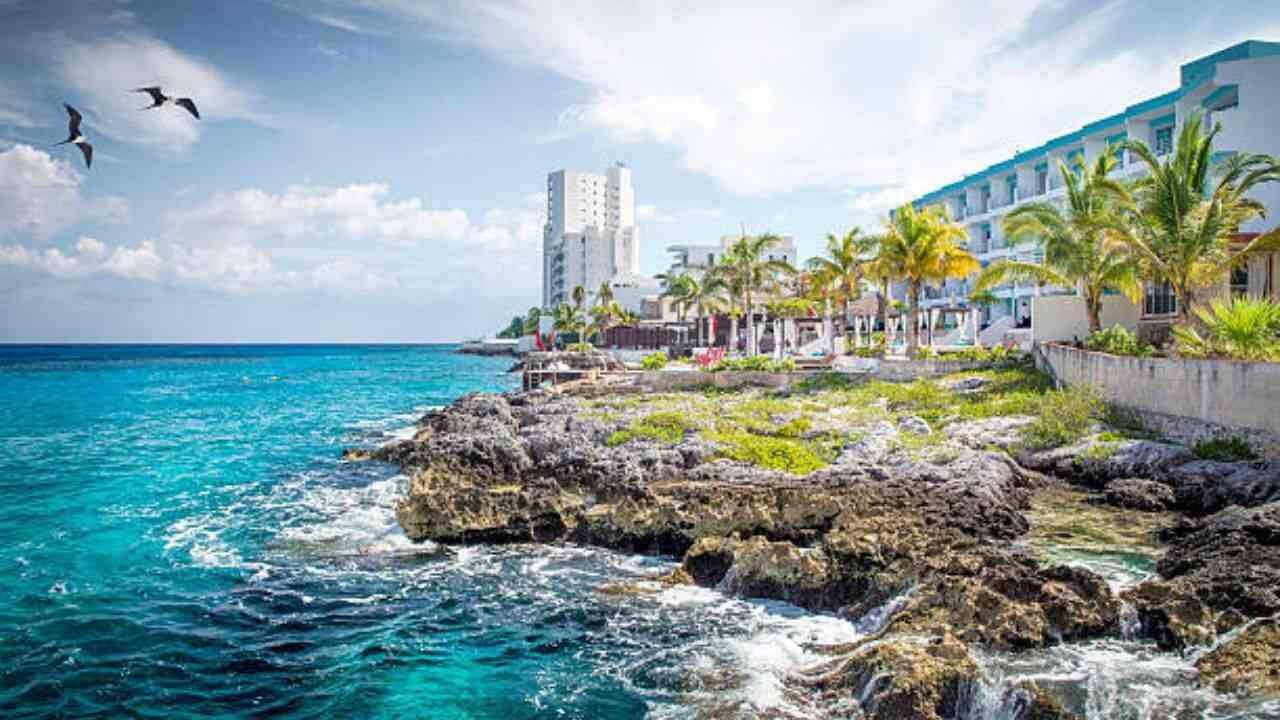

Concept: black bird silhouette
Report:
left=133, top=86, right=200, bottom=119
left=52, top=103, right=93, bottom=169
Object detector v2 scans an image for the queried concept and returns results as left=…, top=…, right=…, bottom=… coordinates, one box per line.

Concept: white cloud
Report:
left=53, top=33, right=259, bottom=147
left=105, top=239, right=164, bottom=280
left=0, top=145, right=128, bottom=239
left=1, top=181, right=543, bottom=299
left=0, top=236, right=156, bottom=279
left=353, top=1, right=1280, bottom=202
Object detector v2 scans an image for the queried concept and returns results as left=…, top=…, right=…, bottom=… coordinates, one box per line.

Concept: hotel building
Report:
left=896, top=40, right=1280, bottom=338
left=542, top=163, right=639, bottom=308
left=665, top=235, right=798, bottom=279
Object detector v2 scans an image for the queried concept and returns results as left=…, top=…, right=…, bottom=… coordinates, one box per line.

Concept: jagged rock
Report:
left=946, top=375, right=990, bottom=394
left=1195, top=617, right=1280, bottom=695
left=897, top=414, right=932, bottom=436
left=1124, top=501, right=1280, bottom=650
left=836, top=420, right=901, bottom=465
left=1101, top=478, right=1175, bottom=512
left=944, top=415, right=1035, bottom=451
left=1165, top=459, right=1280, bottom=515
left=340, top=447, right=375, bottom=461
left=1018, top=439, right=1193, bottom=488
left=798, top=634, right=979, bottom=720
left=997, top=682, right=1079, bottom=720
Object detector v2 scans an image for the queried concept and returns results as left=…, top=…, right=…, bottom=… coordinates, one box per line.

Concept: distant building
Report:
left=665, top=234, right=798, bottom=279
left=893, top=40, right=1280, bottom=336
left=542, top=162, right=639, bottom=308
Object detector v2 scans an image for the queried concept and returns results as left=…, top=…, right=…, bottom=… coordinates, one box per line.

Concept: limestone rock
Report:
left=897, top=414, right=932, bottom=436
left=799, top=634, right=980, bottom=720
left=1019, top=439, right=1193, bottom=488
left=1101, top=478, right=1175, bottom=512
left=1195, top=617, right=1280, bottom=696
left=944, top=415, right=1035, bottom=451
left=1165, top=459, right=1280, bottom=515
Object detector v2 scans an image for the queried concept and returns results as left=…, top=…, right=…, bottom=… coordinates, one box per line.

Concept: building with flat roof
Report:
left=665, top=234, right=798, bottom=279
left=542, top=162, right=639, bottom=308
left=894, top=40, right=1280, bottom=335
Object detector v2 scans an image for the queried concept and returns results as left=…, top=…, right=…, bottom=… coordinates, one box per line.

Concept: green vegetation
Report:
left=1172, top=297, right=1280, bottom=361
left=1193, top=435, right=1259, bottom=463
left=605, top=411, right=697, bottom=446
left=794, top=370, right=854, bottom=392
left=565, top=342, right=595, bottom=352
left=1084, top=325, right=1156, bottom=358
left=705, top=356, right=796, bottom=373
left=704, top=429, right=830, bottom=475
left=1116, top=111, right=1280, bottom=328
left=1020, top=386, right=1104, bottom=450
left=640, top=352, right=668, bottom=370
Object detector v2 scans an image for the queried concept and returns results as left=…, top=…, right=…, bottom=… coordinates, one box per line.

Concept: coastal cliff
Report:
left=354, top=365, right=1280, bottom=717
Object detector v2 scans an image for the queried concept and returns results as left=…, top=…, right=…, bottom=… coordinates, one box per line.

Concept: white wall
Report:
left=1031, top=294, right=1140, bottom=344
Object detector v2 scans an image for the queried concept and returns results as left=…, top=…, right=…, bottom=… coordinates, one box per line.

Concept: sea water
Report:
left=1, top=344, right=1276, bottom=719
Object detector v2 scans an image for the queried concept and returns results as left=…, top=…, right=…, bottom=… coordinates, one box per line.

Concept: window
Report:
left=1144, top=280, right=1177, bottom=316
left=1154, top=126, right=1173, bottom=156
left=1230, top=265, right=1250, bottom=298
left=707, top=253, right=715, bottom=266
left=1036, top=169, right=1048, bottom=195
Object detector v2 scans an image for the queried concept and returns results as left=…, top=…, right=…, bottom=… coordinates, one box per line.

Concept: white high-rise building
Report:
left=542, top=162, right=640, bottom=308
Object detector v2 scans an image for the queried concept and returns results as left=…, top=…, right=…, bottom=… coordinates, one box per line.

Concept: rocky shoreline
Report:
left=348, top=367, right=1280, bottom=718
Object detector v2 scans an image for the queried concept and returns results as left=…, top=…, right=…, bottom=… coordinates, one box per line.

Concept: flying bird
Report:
left=133, top=86, right=200, bottom=119
left=53, top=103, right=93, bottom=169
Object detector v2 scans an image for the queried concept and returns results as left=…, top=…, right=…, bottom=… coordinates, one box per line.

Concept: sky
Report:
left=1, top=0, right=1279, bottom=342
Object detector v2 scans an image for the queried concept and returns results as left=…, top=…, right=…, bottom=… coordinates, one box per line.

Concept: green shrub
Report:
left=776, top=416, right=813, bottom=438
left=1085, top=325, right=1155, bottom=358
left=1192, top=435, right=1258, bottom=462
left=1020, top=386, right=1103, bottom=450
left=796, top=370, right=854, bottom=392
left=852, top=343, right=885, bottom=358
left=705, top=356, right=796, bottom=373
left=1172, top=297, right=1280, bottom=361
left=915, top=346, right=938, bottom=360
left=605, top=411, right=695, bottom=446
left=640, top=352, right=668, bottom=370
left=708, top=430, right=827, bottom=475
left=565, top=342, right=596, bottom=352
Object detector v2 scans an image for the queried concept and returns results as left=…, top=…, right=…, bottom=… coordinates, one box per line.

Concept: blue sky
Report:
left=2, top=0, right=1279, bottom=342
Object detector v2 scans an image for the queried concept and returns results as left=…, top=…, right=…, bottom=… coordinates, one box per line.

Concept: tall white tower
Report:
left=542, top=162, right=639, bottom=308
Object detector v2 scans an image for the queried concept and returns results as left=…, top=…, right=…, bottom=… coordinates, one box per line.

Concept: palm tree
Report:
left=966, top=289, right=999, bottom=347
left=686, top=275, right=725, bottom=347
left=551, top=303, right=578, bottom=348
left=974, top=145, right=1142, bottom=334
left=880, top=203, right=980, bottom=357
left=705, top=233, right=796, bottom=355
left=521, top=306, right=543, bottom=336
left=806, top=229, right=879, bottom=343
left=570, top=284, right=589, bottom=341
left=1115, top=111, right=1280, bottom=326
left=660, top=273, right=697, bottom=342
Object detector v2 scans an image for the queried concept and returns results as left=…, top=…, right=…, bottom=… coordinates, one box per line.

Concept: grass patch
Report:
left=776, top=416, right=812, bottom=438
left=1019, top=386, right=1103, bottom=450
left=1193, top=435, right=1259, bottom=463
left=706, top=430, right=830, bottom=475
left=795, top=370, right=855, bottom=392
left=606, top=411, right=697, bottom=446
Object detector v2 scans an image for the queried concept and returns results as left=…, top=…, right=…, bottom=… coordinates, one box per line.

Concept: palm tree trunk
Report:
left=878, top=279, right=889, bottom=343
left=745, top=292, right=756, bottom=356
left=907, top=283, right=921, bottom=358
left=1086, top=292, right=1102, bottom=334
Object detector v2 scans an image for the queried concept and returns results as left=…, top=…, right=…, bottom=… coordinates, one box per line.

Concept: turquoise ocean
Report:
left=2, top=344, right=1276, bottom=719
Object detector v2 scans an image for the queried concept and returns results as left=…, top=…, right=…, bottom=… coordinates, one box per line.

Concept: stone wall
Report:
left=1036, top=343, right=1280, bottom=457
left=635, top=370, right=798, bottom=391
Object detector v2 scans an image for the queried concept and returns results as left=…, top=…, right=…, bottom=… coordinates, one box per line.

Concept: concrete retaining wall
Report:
left=1031, top=295, right=1140, bottom=344
left=635, top=370, right=799, bottom=391
left=1036, top=342, right=1280, bottom=456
